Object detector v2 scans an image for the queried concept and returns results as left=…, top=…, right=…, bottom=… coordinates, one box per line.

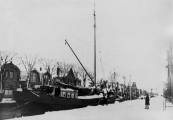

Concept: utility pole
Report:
left=163, top=81, right=165, bottom=111
left=130, top=75, right=131, bottom=100
left=114, top=71, right=116, bottom=95
left=170, top=46, right=172, bottom=99
left=122, top=76, right=125, bottom=96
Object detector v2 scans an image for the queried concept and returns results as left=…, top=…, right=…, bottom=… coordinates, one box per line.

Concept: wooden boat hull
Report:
left=13, top=90, right=88, bottom=111
left=13, top=90, right=38, bottom=106
left=13, top=90, right=116, bottom=112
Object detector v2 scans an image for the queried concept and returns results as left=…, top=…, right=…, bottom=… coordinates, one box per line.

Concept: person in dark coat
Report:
left=99, top=85, right=108, bottom=105
left=145, top=94, right=150, bottom=109
left=55, top=87, right=61, bottom=97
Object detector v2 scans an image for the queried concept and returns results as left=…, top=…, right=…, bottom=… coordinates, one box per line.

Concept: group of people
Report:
left=99, top=85, right=115, bottom=105
left=100, top=85, right=151, bottom=109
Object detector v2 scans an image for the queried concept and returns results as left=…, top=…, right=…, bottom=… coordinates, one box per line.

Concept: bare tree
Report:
left=87, top=71, right=94, bottom=87
left=58, top=62, right=75, bottom=77
left=73, top=66, right=79, bottom=78
left=76, top=66, right=88, bottom=87
left=19, top=53, right=39, bottom=88
left=0, top=51, right=17, bottom=70
left=123, top=76, right=126, bottom=85
left=39, top=58, right=59, bottom=77
left=74, top=66, right=82, bottom=77
left=70, top=65, right=95, bottom=87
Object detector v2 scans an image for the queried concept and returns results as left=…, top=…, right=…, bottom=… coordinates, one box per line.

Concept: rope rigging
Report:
left=97, top=33, right=105, bottom=80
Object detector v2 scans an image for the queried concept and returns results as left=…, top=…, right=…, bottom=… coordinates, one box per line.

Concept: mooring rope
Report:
left=11, top=99, right=37, bottom=110
left=11, top=91, right=40, bottom=110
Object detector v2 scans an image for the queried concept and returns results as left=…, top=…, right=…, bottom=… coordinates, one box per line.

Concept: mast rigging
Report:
left=65, top=40, right=94, bottom=84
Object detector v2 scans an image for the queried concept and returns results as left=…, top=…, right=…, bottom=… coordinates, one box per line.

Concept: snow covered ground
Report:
left=0, top=98, right=16, bottom=103
left=9, top=96, right=173, bottom=120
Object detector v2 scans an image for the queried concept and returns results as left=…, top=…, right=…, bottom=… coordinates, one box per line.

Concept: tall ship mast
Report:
left=94, top=7, right=96, bottom=88
left=12, top=7, right=117, bottom=115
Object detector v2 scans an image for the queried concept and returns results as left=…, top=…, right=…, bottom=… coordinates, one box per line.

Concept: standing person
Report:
left=99, top=85, right=108, bottom=105
left=103, top=86, right=108, bottom=105
left=145, top=94, right=150, bottom=109
left=107, top=85, right=112, bottom=98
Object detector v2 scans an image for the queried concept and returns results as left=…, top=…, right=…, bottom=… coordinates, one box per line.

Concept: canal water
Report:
left=0, top=103, right=21, bottom=120
left=0, top=98, right=88, bottom=120
left=0, top=103, right=49, bottom=120
left=0, top=98, right=48, bottom=120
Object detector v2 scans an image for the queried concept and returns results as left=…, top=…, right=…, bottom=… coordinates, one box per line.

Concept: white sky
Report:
left=0, top=0, right=172, bottom=93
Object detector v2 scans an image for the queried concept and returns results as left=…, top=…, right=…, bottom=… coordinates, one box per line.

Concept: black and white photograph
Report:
left=0, top=0, right=172, bottom=120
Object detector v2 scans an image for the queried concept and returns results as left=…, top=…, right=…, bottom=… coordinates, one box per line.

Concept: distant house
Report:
left=64, top=68, right=76, bottom=86
left=53, top=68, right=81, bottom=87
left=20, top=69, right=42, bottom=88
left=42, top=71, right=51, bottom=86
left=0, top=62, right=20, bottom=98
left=64, top=68, right=81, bottom=86
left=29, top=69, right=41, bottom=86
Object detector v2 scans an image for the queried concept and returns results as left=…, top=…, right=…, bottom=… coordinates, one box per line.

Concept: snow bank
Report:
left=0, top=98, right=15, bottom=103
left=78, top=94, right=103, bottom=99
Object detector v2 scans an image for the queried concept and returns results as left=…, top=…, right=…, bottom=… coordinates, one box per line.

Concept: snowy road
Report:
left=10, top=96, right=173, bottom=120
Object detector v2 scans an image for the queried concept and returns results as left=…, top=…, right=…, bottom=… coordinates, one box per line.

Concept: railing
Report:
left=163, top=97, right=173, bottom=111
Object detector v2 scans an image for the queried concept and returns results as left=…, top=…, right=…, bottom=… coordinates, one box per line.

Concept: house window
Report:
left=30, top=73, right=37, bottom=82
left=9, top=71, right=14, bottom=79
left=43, top=75, right=49, bottom=85
left=5, top=70, right=9, bottom=78
left=45, top=75, right=48, bottom=80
